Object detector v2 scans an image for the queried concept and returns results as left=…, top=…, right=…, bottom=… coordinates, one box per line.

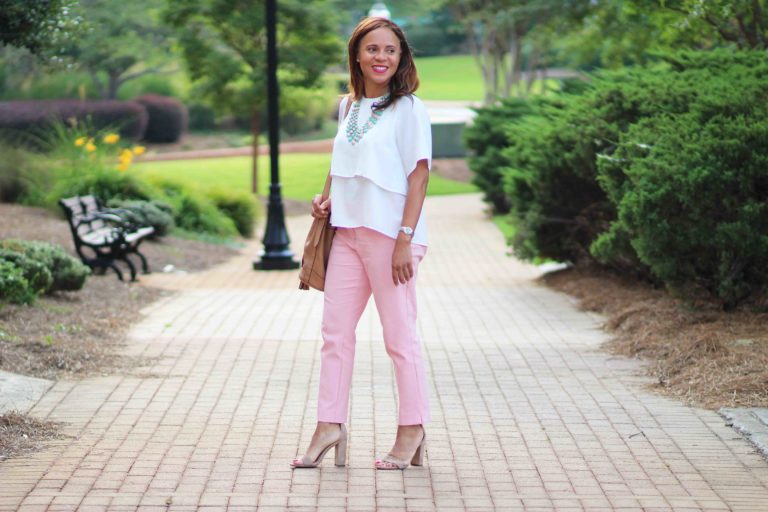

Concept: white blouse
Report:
left=329, top=94, right=432, bottom=246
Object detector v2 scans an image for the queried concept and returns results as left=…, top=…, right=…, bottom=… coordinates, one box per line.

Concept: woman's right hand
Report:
left=311, top=194, right=331, bottom=218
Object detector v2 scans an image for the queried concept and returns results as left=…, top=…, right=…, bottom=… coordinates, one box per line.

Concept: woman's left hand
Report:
left=392, top=237, right=413, bottom=285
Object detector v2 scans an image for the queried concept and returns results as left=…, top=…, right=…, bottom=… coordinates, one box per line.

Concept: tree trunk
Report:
left=526, top=46, right=541, bottom=95
left=89, top=71, right=105, bottom=100
left=510, top=32, right=523, bottom=97
left=484, top=25, right=498, bottom=104
left=503, top=37, right=518, bottom=98
left=107, top=71, right=120, bottom=100
left=251, top=108, right=260, bottom=195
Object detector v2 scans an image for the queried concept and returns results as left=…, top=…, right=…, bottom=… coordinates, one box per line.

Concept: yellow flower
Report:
left=117, top=162, right=130, bottom=172
left=132, top=145, right=146, bottom=156
left=119, top=148, right=133, bottom=160
left=74, top=136, right=87, bottom=147
left=103, top=133, right=120, bottom=144
left=85, top=141, right=97, bottom=152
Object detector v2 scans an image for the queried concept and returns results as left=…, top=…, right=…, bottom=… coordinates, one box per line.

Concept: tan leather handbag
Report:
left=298, top=95, right=352, bottom=291
left=298, top=216, right=335, bottom=291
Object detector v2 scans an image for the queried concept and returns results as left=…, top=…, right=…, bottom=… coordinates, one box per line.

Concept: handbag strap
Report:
left=343, top=94, right=352, bottom=120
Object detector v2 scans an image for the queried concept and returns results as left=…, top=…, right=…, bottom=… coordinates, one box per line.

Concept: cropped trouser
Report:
left=317, top=227, right=431, bottom=425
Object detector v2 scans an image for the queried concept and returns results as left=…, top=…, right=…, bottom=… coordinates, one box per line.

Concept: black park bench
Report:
left=58, top=195, right=155, bottom=281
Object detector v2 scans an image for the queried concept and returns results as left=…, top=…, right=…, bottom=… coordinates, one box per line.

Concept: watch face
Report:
left=401, top=226, right=414, bottom=235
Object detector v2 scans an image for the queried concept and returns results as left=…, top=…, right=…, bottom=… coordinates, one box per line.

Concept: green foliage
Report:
left=465, top=97, right=533, bottom=214
left=279, top=86, right=335, bottom=136
left=0, top=260, right=36, bottom=305
left=0, top=239, right=91, bottom=292
left=472, top=48, right=768, bottom=306
left=48, top=167, right=154, bottom=209
left=0, top=141, right=50, bottom=203
left=149, top=179, right=238, bottom=237
left=207, top=189, right=258, bottom=238
left=404, top=7, right=467, bottom=57
left=0, top=0, right=80, bottom=56
left=63, top=0, right=174, bottom=99
left=164, top=0, right=342, bottom=117
left=0, top=249, right=53, bottom=295
left=593, top=54, right=768, bottom=307
left=106, top=199, right=175, bottom=237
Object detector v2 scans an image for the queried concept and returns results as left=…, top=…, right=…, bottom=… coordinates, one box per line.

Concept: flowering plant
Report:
left=71, top=131, right=145, bottom=172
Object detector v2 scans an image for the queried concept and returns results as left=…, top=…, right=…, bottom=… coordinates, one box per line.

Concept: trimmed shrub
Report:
left=0, top=100, right=148, bottom=141
left=208, top=190, right=258, bottom=238
left=150, top=180, right=238, bottom=237
left=107, top=198, right=175, bottom=237
left=465, top=97, right=534, bottom=215
left=500, top=91, right=619, bottom=264
left=0, top=260, right=36, bottom=305
left=0, top=239, right=90, bottom=292
left=593, top=78, right=768, bottom=307
left=0, top=249, right=53, bottom=294
left=470, top=48, right=768, bottom=306
left=135, top=95, right=188, bottom=143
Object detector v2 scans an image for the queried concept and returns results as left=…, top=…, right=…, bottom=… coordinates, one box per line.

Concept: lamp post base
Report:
left=253, top=251, right=300, bottom=270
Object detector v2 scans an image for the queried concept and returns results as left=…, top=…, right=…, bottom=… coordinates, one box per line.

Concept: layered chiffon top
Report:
left=329, top=94, right=432, bottom=246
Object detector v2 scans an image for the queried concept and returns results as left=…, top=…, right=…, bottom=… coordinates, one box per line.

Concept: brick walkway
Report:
left=2, top=193, right=768, bottom=511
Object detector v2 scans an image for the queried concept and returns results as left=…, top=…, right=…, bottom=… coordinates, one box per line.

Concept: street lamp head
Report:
left=368, top=2, right=391, bottom=20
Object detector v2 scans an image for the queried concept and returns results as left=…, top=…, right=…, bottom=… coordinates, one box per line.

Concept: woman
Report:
left=291, top=16, right=432, bottom=471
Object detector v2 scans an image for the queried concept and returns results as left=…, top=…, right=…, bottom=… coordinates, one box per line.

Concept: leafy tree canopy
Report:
left=0, top=0, right=80, bottom=56
left=164, top=0, right=342, bottom=115
left=62, top=0, right=175, bottom=99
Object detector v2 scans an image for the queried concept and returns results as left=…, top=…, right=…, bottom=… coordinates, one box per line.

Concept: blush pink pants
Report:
left=317, top=227, right=431, bottom=426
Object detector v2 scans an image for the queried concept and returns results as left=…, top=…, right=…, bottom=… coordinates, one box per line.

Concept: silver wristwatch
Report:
left=398, top=226, right=414, bottom=237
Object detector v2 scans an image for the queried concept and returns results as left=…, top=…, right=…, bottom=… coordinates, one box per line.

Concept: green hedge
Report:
left=467, top=49, right=768, bottom=307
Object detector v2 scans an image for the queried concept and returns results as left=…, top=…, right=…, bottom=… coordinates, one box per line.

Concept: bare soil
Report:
left=542, top=266, right=768, bottom=409
left=0, top=203, right=239, bottom=380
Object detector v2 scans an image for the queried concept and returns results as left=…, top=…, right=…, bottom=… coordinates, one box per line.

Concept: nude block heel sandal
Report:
left=291, top=424, right=347, bottom=468
left=375, top=430, right=426, bottom=470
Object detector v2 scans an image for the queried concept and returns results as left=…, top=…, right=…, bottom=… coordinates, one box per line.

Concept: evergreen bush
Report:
left=0, top=249, right=53, bottom=294
left=470, top=49, right=768, bottom=306
left=0, top=260, right=36, bottom=305
left=208, top=189, right=258, bottom=238
left=150, top=180, right=238, bottom=237
left=107, top=198, right=175, bottom=237
left=0, top=239, right=91, bottom=292
left=464, top=97, right=533, bottom=215
left=593, top=69, right=768, bottom=307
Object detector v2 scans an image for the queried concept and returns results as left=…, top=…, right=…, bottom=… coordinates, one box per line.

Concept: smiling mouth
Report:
left=372, top=66, right=388, bottom=73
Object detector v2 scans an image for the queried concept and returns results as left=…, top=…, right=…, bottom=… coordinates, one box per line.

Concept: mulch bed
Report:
left=0, top=412, right=68, bottom=462
left=542, top=266, right=768, bottom=409
left=0, top=203, right=239, bottom=380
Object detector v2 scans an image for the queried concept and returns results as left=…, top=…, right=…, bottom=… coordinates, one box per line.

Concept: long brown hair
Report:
left=346, top=17, right=419, bottom=111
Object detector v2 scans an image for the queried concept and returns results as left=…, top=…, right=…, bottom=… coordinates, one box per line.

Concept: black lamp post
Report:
left=254, top=0, right=299, bottom=271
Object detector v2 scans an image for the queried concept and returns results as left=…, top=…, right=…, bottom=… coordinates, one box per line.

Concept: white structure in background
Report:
left=368, top=2, right=391, bottom=19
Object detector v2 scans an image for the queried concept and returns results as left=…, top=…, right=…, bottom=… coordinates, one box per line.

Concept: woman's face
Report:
left=356, top=27, right=401, bottom=96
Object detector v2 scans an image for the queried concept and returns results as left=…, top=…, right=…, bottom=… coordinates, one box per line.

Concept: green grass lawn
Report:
left=414, top=55, right=485, bottom=102
left=135, top=154, right=476, bottom=202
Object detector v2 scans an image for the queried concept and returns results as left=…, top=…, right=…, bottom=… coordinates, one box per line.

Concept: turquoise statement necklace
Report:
left=345, top=94, right=390, bottom=145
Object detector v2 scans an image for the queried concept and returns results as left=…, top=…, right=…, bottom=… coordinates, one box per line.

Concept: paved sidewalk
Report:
left=2, top=194, right=768, bottom=511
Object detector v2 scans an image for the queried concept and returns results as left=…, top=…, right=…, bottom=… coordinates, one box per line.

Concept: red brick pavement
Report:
left=1, top=194, right=767, bottom=511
